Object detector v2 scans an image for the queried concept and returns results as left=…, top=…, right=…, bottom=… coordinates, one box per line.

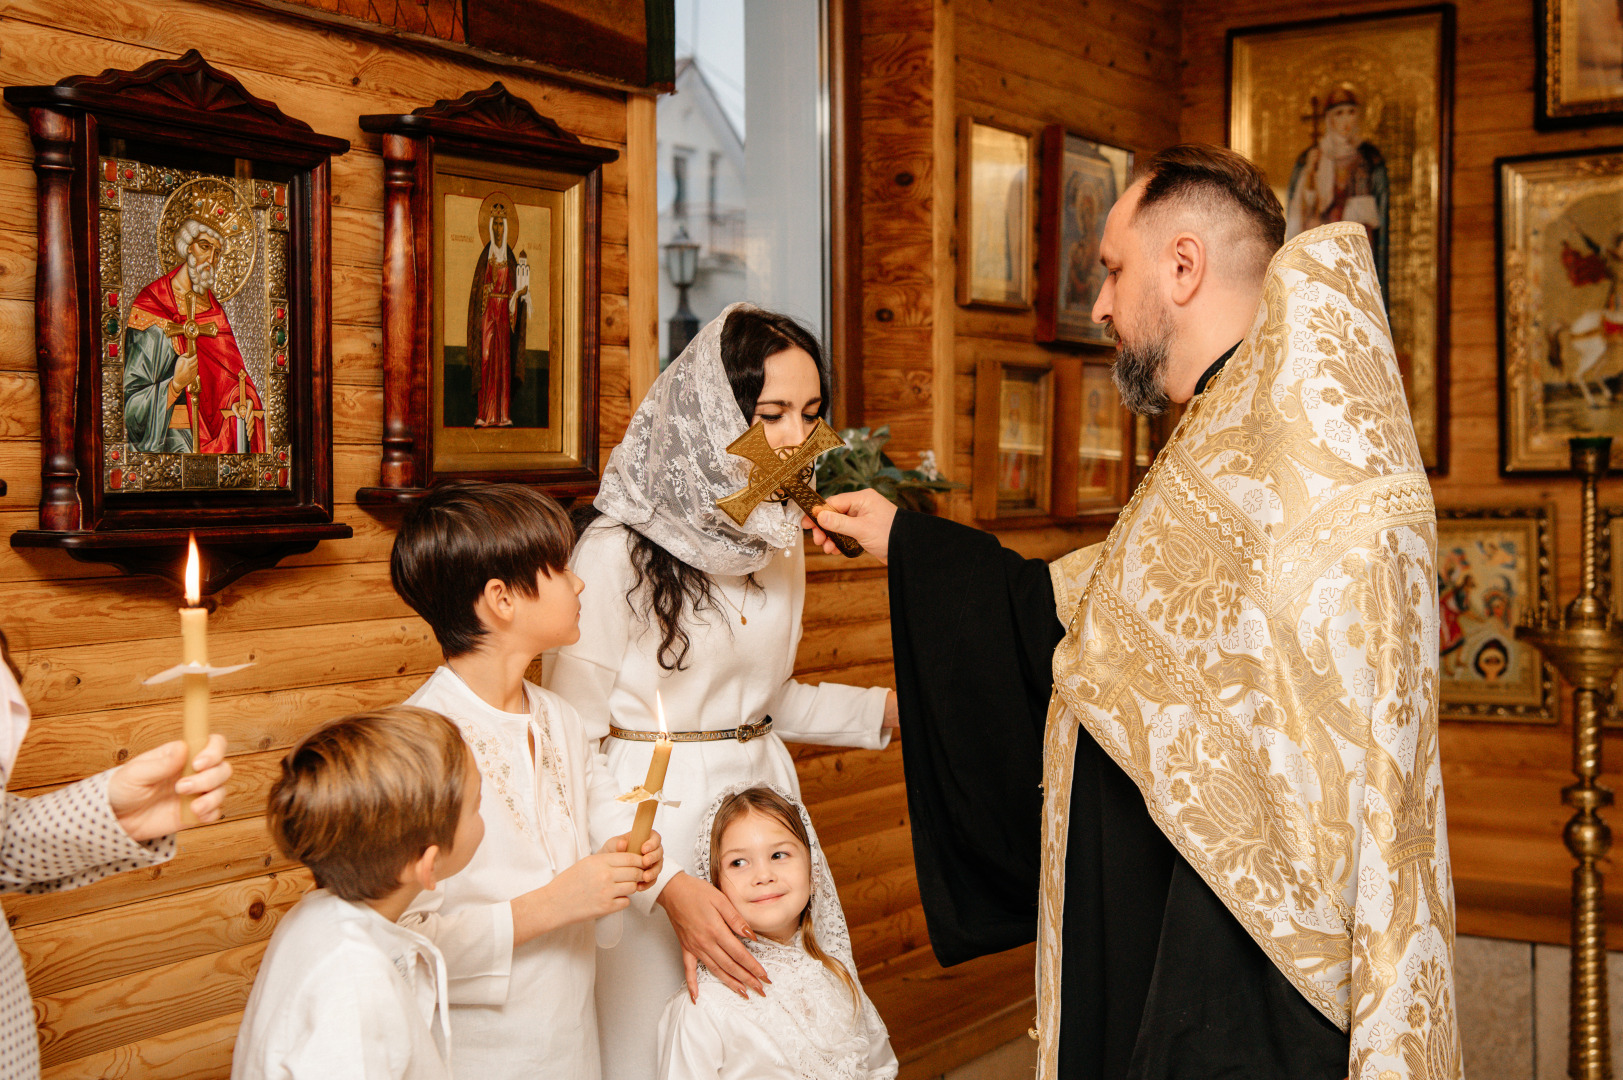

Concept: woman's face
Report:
left=714, top=809, right=812, bottom=944
left=752, top=346, right=823, bottom=450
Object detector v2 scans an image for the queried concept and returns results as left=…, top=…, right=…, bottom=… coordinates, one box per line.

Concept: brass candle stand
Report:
left=1517, top=436, right=1623, bottom=1080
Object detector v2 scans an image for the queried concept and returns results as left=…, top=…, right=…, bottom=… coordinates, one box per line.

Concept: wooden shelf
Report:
left=11, top=523, right=353, bottom=595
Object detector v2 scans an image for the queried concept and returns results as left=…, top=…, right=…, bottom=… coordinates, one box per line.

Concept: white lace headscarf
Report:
left=693, top=781, right=854, bottom=975
left=593, top=303, right=803, bottom=575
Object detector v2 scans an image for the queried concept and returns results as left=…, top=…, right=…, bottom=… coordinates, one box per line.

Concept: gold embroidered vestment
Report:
left=1037, top=223, right=1459, bottom=1080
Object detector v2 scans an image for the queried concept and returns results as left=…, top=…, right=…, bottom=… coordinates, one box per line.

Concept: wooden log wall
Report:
left=1182, top=0, right=1623, bottom=949
left=0, top=2, right=650, bottom=1074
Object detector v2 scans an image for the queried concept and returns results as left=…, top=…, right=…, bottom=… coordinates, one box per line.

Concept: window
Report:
left=658, top=0, right=833, bottom=369
left=671, top=149, right=690, bottom=220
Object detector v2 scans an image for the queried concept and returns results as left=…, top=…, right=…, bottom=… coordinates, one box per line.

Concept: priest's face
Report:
left=714, top=809, right=813, bottom=944
left=1093, top=181, right=1174, bottom=415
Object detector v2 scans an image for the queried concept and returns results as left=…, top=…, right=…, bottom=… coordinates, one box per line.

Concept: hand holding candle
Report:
left=626, top=691, right=673, bottom=855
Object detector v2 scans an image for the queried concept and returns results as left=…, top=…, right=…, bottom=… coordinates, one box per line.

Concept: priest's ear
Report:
left=1167, top=230, right=1208, bottom=307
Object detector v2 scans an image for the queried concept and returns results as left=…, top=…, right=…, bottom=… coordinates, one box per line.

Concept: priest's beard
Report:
left=1111, top=300, right=1174, bottom=416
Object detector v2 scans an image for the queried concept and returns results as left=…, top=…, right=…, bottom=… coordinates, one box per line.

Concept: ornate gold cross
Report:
left=716, top=419, right=863, bottom=558
left=156, top=293, right=220, bottom=359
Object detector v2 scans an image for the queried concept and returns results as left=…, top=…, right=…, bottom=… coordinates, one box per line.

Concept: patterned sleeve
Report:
left=0, top=770, right=174, bottom=895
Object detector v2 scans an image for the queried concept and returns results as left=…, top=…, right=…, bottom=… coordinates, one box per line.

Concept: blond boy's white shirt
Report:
left=401, top=667, right=625, bottom=1080
left=231, top=889, right=451, bottom=1080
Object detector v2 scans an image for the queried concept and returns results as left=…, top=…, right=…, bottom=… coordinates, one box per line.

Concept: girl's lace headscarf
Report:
left=693, top=781, right=854, bottom=976
left=593, top=303, right=802, bottom=576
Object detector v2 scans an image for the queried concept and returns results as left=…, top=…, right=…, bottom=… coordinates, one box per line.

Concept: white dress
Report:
left=231, top=890, right=451, bottom=1080
left=657, top=934, right=898, bottom=1080
left=546, top=518, right=890, bottom=1080
left=401, top=667, right=624, bottom=1080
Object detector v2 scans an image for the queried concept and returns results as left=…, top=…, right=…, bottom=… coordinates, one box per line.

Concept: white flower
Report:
left=918, top=449, right=941, bottom=481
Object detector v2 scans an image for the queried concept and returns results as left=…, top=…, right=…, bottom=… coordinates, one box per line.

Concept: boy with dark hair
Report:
left=391, top=481, right=662, bottom=1080
left=233, top=705, right=484, bottom=1080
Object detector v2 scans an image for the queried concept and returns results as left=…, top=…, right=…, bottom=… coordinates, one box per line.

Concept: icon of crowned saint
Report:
left=465, top=191, right=531, bottom=428
left=123, top=181, right=266, bottom=455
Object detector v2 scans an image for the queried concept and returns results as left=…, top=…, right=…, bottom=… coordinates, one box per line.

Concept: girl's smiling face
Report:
left=714, top=808, right=813, bottom=943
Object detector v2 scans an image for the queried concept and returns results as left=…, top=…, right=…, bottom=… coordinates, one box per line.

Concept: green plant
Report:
left=815, top=426, right=964, bottom=514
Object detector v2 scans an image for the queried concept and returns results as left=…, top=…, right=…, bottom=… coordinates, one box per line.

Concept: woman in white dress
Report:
left=657, top=784, right=896, bottom=1080
left=548, top=304, right=895, bottom=1080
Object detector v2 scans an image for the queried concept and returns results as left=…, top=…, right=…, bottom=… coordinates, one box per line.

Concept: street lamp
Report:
left=664, top=225, right=701, bottom=365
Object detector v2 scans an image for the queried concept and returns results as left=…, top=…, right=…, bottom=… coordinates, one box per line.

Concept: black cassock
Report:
left=887, top=509, right=1348, bottom=1080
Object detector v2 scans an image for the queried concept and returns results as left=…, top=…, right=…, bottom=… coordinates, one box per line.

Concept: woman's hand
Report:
left=657, top=871, right=770, bottom=1002
left=883, top=690, right=899, bottom=733
left=109, top=734, right=232, bottom=841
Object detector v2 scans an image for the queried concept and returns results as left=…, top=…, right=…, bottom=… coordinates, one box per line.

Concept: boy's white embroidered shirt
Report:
left=401, top=668, right=624, bottom=1080
left=231, top=889, right=451, bottom=1080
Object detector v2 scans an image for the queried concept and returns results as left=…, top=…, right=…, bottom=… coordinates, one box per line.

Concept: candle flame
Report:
left=184, top=534, right=201, bottom=606
left=655, top=690, right=669, bottom=738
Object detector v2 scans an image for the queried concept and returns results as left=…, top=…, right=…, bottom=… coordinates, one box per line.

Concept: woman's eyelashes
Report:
left=754, top=411, right=822, bottom=425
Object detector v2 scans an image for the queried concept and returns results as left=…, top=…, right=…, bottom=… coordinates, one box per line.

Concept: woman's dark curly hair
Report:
left=578, top=307, right=831, bottom=669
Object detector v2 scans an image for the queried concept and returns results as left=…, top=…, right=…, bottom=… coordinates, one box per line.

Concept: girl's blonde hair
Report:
left=708, top=786, right=858, bottom=1006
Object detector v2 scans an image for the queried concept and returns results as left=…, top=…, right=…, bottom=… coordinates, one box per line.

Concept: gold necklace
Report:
left=713, top=581, right=750, bottom=625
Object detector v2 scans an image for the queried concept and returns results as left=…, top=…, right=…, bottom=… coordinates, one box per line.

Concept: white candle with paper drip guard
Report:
left=179, top=536, right=209, bottom=772
left=621, top=691, right=674, bottom=856
left=143, top=535, right=253, bottom=825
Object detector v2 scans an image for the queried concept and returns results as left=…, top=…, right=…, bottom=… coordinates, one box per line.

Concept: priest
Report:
left=809, top=145, right=1458, bottom=1080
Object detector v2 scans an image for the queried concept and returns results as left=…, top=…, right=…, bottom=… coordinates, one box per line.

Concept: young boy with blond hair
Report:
left=233, top=705, right=484, bottom=1080
left=391, top=480, right=662, bottom=1080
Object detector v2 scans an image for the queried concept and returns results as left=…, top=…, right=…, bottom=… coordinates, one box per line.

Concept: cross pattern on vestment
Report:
left=716, top=418, right=864, bottom=558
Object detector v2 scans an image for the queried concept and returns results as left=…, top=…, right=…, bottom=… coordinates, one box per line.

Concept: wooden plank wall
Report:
left=946, top=0, right=1181, bottom=551
left=0, top=3, right=641, bottom=1074
left=1182, top=0, right=1623, bottom=948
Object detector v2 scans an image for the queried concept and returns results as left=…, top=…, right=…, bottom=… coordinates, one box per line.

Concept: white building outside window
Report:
left=659, top=0, right=829, bottom=368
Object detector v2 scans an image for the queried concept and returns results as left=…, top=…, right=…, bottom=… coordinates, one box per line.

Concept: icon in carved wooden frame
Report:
left=356, top=84, right=619, bottom=505
left=3, top=50, right=352, bottom=592
left=1437, top=506, right=1558, bottom=723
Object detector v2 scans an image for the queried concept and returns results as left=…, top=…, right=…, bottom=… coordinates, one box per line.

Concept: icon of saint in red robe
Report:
left=124, top=210, right=265, bottom=455
left=465, top=192, right=530, bottom=428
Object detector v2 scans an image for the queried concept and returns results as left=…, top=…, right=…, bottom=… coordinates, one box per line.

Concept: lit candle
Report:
left=179, top=536, right=209, bottom=798
left=626, top=691, right=672, bottom=856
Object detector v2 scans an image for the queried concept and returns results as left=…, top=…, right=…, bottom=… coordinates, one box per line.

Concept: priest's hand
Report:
left=109, top=734, right=232, bottom=841
left=602, top=830, right=664, bottom=891
left=657, top=871, right=770, bottom=1001
left=883, top=690, right=900, bottom=733
left=804, top=489, right=899, bottom=562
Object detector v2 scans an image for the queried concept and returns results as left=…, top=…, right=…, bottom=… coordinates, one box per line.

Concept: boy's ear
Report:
left=477, top=578, right=514, bottom=623
left=405, top=844, right=442, bottom=893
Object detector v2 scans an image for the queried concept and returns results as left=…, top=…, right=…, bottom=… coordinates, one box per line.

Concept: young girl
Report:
left=656, top=785, right=896, bottom=1080
left=548, top=304, right=896, bottom=1078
